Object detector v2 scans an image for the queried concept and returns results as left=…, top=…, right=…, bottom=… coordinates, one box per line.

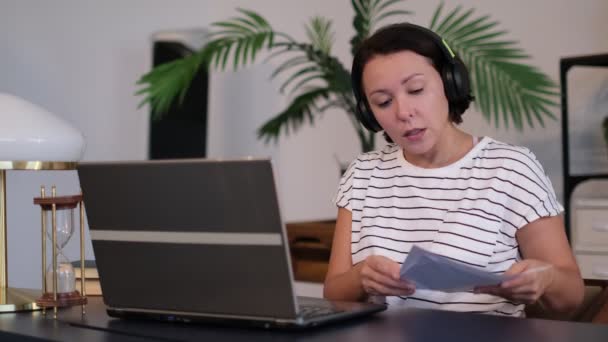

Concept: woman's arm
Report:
left=477, top=215, right=584, bottom=314
left=513, top=215, right=584, bottom=313
left=323, top=208, right=367, bottom=301
left=323, top=207, right=413, bottom=301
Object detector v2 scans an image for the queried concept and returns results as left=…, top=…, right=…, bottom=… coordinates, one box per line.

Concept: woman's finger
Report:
left=363, top=279, right=415, bottom=296
left=361, top=264, right=412, bottom=290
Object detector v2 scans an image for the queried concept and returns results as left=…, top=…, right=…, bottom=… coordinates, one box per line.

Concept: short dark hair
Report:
left=351, top=23, right=473, bottom=126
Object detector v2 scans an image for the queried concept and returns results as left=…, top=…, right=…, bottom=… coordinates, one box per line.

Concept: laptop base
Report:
left=105, top=296, right=386, bottom=330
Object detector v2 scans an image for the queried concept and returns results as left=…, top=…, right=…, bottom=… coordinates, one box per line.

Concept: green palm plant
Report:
left=136, top=0, right=558, bottom=153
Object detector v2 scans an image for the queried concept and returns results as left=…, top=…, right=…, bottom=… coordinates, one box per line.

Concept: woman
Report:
left=323, top=23, right=584, bottom=317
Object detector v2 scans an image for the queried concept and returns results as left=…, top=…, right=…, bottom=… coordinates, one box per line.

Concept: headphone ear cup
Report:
left=444, top=60, right=470, bottom=103
left=441, top=65, right=458, bottom=103
left=356, top=100, right=382, bottom=132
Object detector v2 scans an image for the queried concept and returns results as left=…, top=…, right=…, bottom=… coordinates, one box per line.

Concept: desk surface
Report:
left=2, top=297, right=608, bottom=341
left=0, top=304, right=147, bottom=341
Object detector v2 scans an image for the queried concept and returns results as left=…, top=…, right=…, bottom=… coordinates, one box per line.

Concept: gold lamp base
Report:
left=0, top=287, right=42, bottom=312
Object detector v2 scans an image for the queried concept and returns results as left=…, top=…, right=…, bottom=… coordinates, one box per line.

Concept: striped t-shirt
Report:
left=335, top=137, right=563, bottom=317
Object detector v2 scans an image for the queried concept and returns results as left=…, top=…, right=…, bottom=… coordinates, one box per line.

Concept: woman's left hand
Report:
left=474, top=259, right=555, bottom=304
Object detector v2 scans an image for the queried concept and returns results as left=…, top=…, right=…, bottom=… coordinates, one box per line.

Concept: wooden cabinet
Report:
left=285, top=220, right=335, bottom=283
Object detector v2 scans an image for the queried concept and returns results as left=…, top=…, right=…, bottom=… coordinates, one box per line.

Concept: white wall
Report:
left=1, top=0, right=607, bottom=288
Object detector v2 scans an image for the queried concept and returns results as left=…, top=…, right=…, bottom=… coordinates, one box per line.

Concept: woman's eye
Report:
left=377, top=99, right=391, bottom=108
left=409, top=88, right=423, bottom=95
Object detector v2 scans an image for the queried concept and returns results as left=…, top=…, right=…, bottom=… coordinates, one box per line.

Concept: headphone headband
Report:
left=401, top=24, right=457, bottom=64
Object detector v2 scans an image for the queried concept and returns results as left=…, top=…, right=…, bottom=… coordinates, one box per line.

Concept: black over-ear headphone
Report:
left=353, top=23, right=471, bottom=132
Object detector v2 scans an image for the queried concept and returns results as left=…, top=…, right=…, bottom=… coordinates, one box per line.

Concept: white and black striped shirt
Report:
left=335, top=137, right=563, bottom=317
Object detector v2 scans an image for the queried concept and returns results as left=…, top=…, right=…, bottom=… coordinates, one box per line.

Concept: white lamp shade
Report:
left=0, top=93, right=85, bottom=161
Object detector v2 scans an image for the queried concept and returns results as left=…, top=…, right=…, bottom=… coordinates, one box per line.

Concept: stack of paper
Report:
left=400, top=245, right=509, bottom=292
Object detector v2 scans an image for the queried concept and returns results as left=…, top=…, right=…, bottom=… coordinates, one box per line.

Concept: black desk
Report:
left=0, top=304, right=148, bottom=341
left=2, top=297, right=608, bottom=341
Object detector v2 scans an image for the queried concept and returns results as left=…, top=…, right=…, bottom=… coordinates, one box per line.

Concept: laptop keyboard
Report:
left=298, top=305, right=344, bottom=319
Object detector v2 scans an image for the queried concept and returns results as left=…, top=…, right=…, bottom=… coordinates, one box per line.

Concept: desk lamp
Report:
left=0, top=93, right=85, bottom=312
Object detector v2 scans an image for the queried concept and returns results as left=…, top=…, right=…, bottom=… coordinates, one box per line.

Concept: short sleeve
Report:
left=506, top=150, right=564, bottom=229
left=334, top=159, right=357, bottom=210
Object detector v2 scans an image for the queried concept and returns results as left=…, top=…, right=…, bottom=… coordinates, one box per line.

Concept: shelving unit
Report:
left=560, top=53, right=608, bottom=238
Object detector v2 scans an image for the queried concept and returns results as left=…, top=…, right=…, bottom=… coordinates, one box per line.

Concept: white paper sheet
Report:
left=399, top=245, right=510, bottom=292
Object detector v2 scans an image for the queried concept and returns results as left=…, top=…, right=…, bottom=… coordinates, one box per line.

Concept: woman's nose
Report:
left=395, top=95, right=413, bottom=121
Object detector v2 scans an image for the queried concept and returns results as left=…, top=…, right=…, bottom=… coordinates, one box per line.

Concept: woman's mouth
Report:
left=403, top=128, right=426, bottom=141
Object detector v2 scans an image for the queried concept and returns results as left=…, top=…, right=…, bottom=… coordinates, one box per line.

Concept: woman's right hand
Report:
left=358, top=255, right=415, bottom=296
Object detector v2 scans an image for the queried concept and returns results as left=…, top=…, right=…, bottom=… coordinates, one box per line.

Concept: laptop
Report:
left=77, top=158, right=386, bottom=329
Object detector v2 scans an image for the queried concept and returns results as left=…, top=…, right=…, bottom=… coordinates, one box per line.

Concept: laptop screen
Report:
left=78, top=159, right=299, bottom=319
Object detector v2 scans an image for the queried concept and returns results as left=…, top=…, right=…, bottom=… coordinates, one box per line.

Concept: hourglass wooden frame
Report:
left=33, top=186, right=87, bottom=317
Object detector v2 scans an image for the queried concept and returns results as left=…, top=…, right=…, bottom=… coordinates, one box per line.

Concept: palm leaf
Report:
left=136, top=9, right=281, bottom=117
left=270, top=54, right=310, bottom=78
left=259, top=41, right=354, bottom=142
left=257, top=87, right=331, bottom=143
left=267, top=41, right=352, bottom=96
left=258, top=35, right=356, bottom=143
left=205, top=8, right=276, bottom=70
left=269, top=17, right=335, bottom=95
left=135, top=53, right=204, bottom=117
left=429, top=3, right=558, bottom=130
left=279, top=66, right=323, bottom=94
left=268, top=46, right=321, bottom=95
left=306, top=16, right=334, bottom=54
left=350, top=0, right=413, bottom=55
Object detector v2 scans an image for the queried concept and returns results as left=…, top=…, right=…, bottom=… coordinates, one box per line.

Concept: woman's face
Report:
left=362, top=50, right=453, bottom=157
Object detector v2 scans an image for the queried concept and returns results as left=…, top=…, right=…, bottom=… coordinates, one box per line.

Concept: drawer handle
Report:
left=592, top=267, right=608, bottom=278
left=591, top=224, right=608, bottom=233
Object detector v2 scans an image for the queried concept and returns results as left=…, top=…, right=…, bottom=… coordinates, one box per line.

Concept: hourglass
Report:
left=34, top=186, right=87, bottom=317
